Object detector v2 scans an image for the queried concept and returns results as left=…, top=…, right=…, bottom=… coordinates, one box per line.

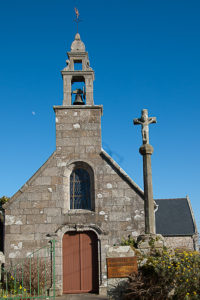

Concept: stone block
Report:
left=59, top=116, right=79, bottom=124
left=111, top=205, right=126, bottom=212
left=56, top=137, right=79, bottom=146
left=27, top=214, right=47, bottom=224
left=86, top=146, right=96, bottom=153
left=10, top=225, right=21, bottom=234
left=81, top=123, right=100, bottom=130
left=56, top=131, right=62, bottom=139
left=46, top=201, right=57, bottom=208
left=116, top=181, right=128, bottom=189
left=34, top=223, right=57, bottom=234
left=74, top=146, right=85, bottom=154
left=80, top=110, right=91, bottom=117
left=51, top=176, right=63, bottom=185
left=21, top=225, right=35, bottom=234
left=85, top=131, right=100, bottom=137
left=111, top=189, right=124, bottom=198
left=125, top=189, right=135, bottom=197
left=5, top=215, right=26, bottom=226
left=19, top=201, right=32, bottom=209
left=109, top=212, right=131, bottom=222
left=43, top=167, right=59, bottom=177
left=44, top=208, right=61, bottom=217
left=79, top=137, right=101, bottom=146
left=27, top=192, right=42, bottom=201
left=5, top=225, right=10, bottom=234
left=56, top=123, right=73, bottom=130
left=34, top=176, right=51, bottom=186
left=23, top=208, right=40, bottom=215
left=9, top=201, right=20, bottom=209
left=107, top=245, right=135, bottom=258
left=9, top=209, right=24, bottom=216
left=41, top=193, right=52, bottom=201
left=8, top=234, right=34, bottom=241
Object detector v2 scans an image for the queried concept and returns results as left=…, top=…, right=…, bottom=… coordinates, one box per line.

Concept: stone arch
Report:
left=56, top=223, right=104, bottom=240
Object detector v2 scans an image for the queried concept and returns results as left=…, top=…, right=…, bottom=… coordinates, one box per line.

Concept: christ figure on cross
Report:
left=133, top=109, right=157, bottom=144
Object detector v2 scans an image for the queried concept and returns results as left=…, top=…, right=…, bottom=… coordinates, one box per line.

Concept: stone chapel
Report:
left=2, top=33, right=198, bottom=296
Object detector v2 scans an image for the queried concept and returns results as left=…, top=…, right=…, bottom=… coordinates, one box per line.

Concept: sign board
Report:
left=107, top=256, right=137, bottom=278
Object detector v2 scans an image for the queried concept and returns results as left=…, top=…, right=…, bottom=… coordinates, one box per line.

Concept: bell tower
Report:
left=54, top=33, right=103, bottom=156
left=61, top=33, right=94, bottom=106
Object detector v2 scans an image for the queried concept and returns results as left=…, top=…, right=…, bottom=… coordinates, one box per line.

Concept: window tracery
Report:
left=70, top=168, right=91, bottom=210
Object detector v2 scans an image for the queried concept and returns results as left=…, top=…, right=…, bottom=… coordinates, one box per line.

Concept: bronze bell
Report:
left=73, top=93, right=85, bottom=105
left=72, top=88, right=85, bottom=105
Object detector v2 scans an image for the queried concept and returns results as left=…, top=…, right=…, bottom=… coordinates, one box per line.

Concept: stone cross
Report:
left=133, top=109, right=157, bottom=144
left=133, top=109, right=157, bottom=234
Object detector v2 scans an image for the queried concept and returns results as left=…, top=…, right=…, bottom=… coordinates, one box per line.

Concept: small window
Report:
left=74, top=60, right=82, bottom=71
left=70, top=168, right=91, bottom=210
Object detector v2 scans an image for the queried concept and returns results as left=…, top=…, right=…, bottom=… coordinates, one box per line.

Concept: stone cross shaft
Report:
left=133, top=109, right=157, bottom=234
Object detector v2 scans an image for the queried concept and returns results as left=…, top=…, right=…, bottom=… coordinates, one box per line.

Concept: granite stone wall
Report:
left=164, top=236, right=197, bottom=251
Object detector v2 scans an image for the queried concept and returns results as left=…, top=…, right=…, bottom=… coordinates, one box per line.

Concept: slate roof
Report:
left=155, top=198, right=197, bottom=236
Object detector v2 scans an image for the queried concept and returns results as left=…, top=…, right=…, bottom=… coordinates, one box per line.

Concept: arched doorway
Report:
left=63, top=231, right=99, bottom=294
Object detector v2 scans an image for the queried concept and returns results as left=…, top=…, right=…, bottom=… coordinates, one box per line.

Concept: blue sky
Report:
left=0, top=1, right=200, bottom=229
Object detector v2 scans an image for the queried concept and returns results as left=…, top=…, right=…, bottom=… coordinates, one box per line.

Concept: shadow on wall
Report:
left=107, top=279, right=129, bottom=300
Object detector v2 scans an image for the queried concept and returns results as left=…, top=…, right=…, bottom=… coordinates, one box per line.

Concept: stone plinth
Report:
left=137, top=234, right=165, bottom=255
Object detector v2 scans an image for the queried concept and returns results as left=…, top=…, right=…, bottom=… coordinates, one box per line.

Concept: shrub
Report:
left=120, top=235, right=137, bottom=249
left=0, top=196, right=9, bottom=206
left=1, top=257, right=52, bottom=297
left=16, top=257, right=52, bottom=295
left=123, top=248, right=200, bottom=300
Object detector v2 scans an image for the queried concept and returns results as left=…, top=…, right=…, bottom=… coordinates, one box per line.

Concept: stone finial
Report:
left=71, top=33, right=86, bottom=52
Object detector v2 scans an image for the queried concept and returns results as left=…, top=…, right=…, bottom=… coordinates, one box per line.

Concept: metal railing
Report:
left=0, top=240, right=56, bottom=300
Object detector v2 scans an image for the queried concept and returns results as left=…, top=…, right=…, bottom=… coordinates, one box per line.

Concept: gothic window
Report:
left=70, top=168, right=91, bottom=210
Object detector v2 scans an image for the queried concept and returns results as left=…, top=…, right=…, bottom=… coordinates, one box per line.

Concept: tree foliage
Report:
left=0, top=196, right=10, bottom=207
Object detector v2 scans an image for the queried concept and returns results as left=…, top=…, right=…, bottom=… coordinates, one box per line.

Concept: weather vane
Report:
left=74, top=7, right=82, bottom=33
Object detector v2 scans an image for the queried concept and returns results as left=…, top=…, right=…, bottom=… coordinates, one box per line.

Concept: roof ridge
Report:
left=155, top=198, right=187, bottom=200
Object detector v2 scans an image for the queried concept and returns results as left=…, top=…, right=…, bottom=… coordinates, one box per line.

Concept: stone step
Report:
left=55, top=293, right=108, bottom=300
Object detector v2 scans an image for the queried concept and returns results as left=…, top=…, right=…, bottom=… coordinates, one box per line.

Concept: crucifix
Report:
left=133, top=109, right=157, bottom=144
left=133, top=109, right=157, bottom=234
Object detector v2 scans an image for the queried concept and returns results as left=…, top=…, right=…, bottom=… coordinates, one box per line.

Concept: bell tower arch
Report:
left=62, top=33, right=95, bottom=106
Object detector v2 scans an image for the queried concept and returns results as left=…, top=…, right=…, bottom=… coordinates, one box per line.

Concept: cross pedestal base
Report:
left=137, top=234, right=165, bottom=255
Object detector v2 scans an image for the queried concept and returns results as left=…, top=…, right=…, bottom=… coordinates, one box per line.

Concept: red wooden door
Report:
left=63, top=231, right=98, bottom=294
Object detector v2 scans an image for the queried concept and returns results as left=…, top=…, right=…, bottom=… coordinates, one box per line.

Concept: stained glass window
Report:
left=70, top=168, right=91, bottom=210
